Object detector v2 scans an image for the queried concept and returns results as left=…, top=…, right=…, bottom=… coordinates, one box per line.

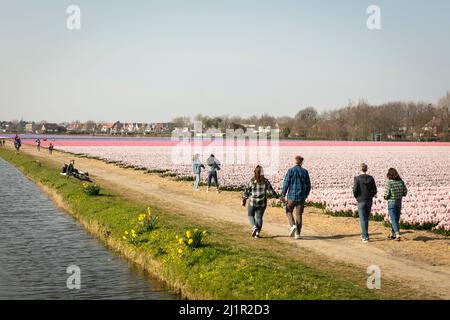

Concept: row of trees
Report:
left=172, top=92, right=450, bottom=141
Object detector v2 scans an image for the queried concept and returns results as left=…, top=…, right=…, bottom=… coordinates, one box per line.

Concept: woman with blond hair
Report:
left=192, top=154, right=205, bottom=191
left=384, top=168, right=408, bottom=241
left=242, top=165, right=279, bottom=238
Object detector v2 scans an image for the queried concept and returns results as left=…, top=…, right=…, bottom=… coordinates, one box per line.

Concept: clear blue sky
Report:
left=1, top=0, right=449, bottom=122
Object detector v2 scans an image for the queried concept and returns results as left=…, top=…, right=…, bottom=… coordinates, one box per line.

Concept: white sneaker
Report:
left=289, top=226, right=297, bottom=237
left=362, top=238, right=369, bottom=243
left=251, top=227, right=258, bottom=237
left=255, top=230, right=260, bottom=238
left=206, top=188, right=209, bottom=193
left=295, top=233, right=302, bottom=240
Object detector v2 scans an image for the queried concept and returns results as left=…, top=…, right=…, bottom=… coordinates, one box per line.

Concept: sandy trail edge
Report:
left=9, top=145, right=450, bottom=299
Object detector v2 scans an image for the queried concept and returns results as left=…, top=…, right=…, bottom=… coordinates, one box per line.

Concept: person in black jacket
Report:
left=353, top=163, right=377, bottom=242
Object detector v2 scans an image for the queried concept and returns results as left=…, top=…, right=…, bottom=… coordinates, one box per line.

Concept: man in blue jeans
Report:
left=206, top=154, right=221, bottom=193
left=281, top=155, right=311, bottom=240
left=353, top=163, right=377, bottom=243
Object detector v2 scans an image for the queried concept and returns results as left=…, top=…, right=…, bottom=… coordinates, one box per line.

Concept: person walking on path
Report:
left=48, top=142, right=54, bottom=155
left=384, top=168, right=408, bottom=241
left=281, top=155, right=311, bottom=240
left=353, top=163, right=377, bottom=243
left=192, top=154, right=205, bottom=191
left=206, top=154, right=221, bottom=193
left=35, top=138, right=41, bottom=151
left=13, top=135, right=21, bottom=151
left=242, top=165, right=280, bottom=238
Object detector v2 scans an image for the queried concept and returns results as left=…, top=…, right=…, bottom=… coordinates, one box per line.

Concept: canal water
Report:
left=0, top=157, right=177, bottom=299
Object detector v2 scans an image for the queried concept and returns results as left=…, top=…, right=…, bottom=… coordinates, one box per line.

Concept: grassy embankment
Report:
left=0, top=147, right=423, bottom=299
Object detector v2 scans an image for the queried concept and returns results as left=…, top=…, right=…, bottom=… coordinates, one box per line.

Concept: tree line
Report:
left=173, top=92, right=450, bottom=141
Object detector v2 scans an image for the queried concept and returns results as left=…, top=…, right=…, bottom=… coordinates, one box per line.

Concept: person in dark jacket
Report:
left=353, top=163, right=377, bottom=242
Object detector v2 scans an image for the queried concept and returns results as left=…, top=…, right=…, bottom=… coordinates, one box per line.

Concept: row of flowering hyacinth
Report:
left=56, top=145, right=450, bottom=232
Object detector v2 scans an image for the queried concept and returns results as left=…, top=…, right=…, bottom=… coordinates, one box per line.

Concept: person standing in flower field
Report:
left=192, top=153, right=205, bottom=191
left=242, top=165, right=280, bottom=238
left=384, top=168, right=408, bottom=241
left=281, top=155, right=311, bottom=240
left=353, top=163, right=377, bottom=243
left=48, top=142, right=54, bottom=155
left=206, top=154, right=221, bottom=193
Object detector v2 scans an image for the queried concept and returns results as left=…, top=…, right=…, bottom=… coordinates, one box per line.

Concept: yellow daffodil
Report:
left=125, top=231, right=128, bottom=235
left=175, top=235, right=179, bottom=239
left=147, top=207, right=152, bottom=216
left=186, top=230, right=192, bottom=238
left=122, top=236, right=127, bottom=240
left=178, top=238, right=184, bottom=244
left=178, top=248, right=183, bottom=254
left=188, top=239, right=193, bottom=245
left=202, top=230, right=207, bottom=235
left=194, top=228, right=198, bottom=233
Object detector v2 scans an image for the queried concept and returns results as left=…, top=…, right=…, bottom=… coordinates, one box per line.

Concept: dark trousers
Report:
left=207, top=171, right=218, bottom=188
left=286, top=199, right=305, bottom=234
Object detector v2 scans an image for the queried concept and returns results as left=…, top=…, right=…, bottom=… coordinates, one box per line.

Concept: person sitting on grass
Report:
left=67, top=160, right=80, bottom=176
left=242, top=165, right=280, bottom=238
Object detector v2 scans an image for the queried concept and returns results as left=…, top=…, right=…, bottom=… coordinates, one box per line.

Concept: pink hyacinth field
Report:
left=23, top=136, right=450, bottom=233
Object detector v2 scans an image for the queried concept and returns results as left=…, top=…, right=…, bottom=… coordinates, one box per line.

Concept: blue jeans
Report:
left=207, top=171, right=218, bottom=188
left=357, top=200, right=372, bottom=239
left=193, top=173, right=201, bottom=189
left=388, top=199, right=402, bottom=234
left=248, top=205, right=266, bottom=231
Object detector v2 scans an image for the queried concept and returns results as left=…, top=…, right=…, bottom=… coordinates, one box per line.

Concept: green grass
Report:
left=0, top=148, right=412, bottom=299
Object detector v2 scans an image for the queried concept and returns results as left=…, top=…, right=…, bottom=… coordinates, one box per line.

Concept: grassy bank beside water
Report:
left=0, top=148, right=427, bottom=299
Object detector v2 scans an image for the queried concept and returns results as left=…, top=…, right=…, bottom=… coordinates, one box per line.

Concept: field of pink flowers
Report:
left=24, top=136, right=449, bottom=233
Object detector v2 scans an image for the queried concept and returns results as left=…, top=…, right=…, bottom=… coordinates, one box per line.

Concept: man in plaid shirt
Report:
left=281, top=155, right=311, bottom=239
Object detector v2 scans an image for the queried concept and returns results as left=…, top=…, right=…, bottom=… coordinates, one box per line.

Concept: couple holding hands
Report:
left=242, top=156, right=311, bottom=239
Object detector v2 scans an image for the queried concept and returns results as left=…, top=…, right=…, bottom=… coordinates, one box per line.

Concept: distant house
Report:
left=153, top=122, right=175, bottom=133
left=422, top=117, right=444, bottom=136
left=66, top=122, right=82, bottom=133
left=111, top=121, right=123, bottom=134
left=25, top=123, right=35, bottom=133
left=99, top=122, right=114, bottom=134
left=41, top=123, right=65, bottom=134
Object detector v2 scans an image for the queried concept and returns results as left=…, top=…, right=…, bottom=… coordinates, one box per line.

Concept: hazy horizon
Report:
left=1, top=0, right=450, bottom=123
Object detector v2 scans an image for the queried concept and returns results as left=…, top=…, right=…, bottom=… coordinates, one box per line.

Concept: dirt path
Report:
left=12, top=144, right=450, bottom=299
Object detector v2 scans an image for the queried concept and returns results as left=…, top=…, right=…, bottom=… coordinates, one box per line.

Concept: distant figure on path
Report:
left=281, top=155, right=311, bottom=239
left=35, top=138, right=41, bottom=151
left=206, top=154, right=221, bottom=193
left=353, top=163, right=377, bottom=243
left=192, top=153, right=205, bottom=191
left=384, top=168, right=408, bottom=241
left=13, top=135, right=21, bottom=151
left=48, top=142, right=54, bottom=155
left=242, top=165, right=279, bottom=238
